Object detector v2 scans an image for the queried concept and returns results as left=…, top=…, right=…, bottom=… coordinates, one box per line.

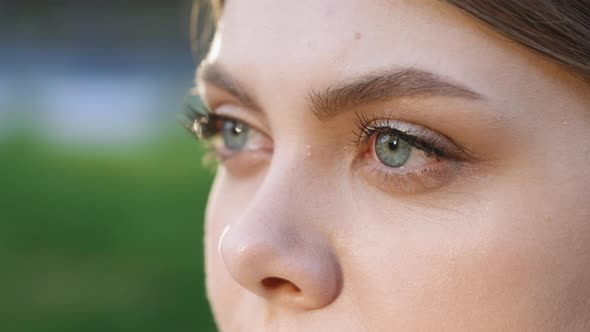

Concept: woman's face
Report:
left=197, top=0, right=590, bottom=330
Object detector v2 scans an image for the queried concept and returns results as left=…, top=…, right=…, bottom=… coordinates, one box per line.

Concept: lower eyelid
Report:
left=356, top=157, right=461, bottom=195
left=219, top=149, right=272, bottom=177
left=210, top=129, right=272, bottom=161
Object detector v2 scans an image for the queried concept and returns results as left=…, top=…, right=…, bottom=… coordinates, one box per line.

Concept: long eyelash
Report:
left=182, top=95, right=225, bottom=167
left=183, top=95, right=223, bottom=141
left=352, top=111, right=444, bottom=157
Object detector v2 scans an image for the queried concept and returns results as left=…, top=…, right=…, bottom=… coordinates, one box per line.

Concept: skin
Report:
left=196, top=0, right=590, bottom=331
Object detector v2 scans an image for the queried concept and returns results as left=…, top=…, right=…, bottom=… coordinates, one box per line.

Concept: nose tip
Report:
left=219, top=225, right=342, bottom=310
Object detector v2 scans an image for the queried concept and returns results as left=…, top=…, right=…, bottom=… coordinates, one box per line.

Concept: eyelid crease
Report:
left=183, top=92, right=251, bottom=141
left=185, top=92, right=479, bottom=163
left=213, top=105, right=272, bottom=138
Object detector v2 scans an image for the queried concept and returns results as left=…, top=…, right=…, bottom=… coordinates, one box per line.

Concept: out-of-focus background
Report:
left=1, top=1, right=217, bottom=331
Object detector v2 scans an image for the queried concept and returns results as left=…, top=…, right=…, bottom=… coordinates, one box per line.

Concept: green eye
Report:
left=375, top=130, right=412, bottom=167
left=222, top=119, right=250, bottom=150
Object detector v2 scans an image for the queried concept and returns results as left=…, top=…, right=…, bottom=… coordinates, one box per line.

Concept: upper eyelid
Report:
left=189, top=92, right=476, bottom=161
left=183, top=93, right=256, bottom=133
left=364, top=126, right=442, bottom=157
left=354, top=116, right=474, bottom=160
left=190, top=84, right=269, bottom=135
left=204, top=112, right=272, bottom=143
left=213, top=103, right=273, bottom=137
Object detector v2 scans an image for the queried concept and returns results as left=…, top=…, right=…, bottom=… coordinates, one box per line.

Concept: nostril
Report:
left=261, top=277, right=301, bottom=293
left=220, top=223, right=342, bottom=309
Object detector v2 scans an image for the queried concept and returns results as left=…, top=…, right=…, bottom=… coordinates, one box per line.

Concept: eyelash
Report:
left=184, top=95, right=466, bottom=192
left=352, top=111, right=446, bottom=159
left=349, top=110, right=465, bottom=192
left=187, top=101, right=447, bottom=156
left=184, top=97, right=222, bottom=140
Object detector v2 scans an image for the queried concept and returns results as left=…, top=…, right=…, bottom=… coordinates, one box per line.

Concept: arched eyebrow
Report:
left=308, top=68, right=483, bottom=120
left=197, top=63, right=483, bottom=121
left=197, top=63, right=262, bottom=111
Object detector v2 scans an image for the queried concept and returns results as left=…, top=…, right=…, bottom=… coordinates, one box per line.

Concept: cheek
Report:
left=340, top=180, right=590, bottom=330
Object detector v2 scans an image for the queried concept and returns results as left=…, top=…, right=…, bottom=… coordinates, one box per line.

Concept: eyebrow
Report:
left=198, top=63, right=261, bottom=110
left=308, top=68, right=482, bottom=120
left=197, top=63, right=482, bottom=121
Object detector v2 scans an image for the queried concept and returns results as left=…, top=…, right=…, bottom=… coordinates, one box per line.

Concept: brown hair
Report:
left=192, top=0, right=590, bottom=83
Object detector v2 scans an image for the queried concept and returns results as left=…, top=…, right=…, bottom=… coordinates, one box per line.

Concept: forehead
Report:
left=207, top=0, right=549, bottom=110
left=216, top=0, right=472, bottom=65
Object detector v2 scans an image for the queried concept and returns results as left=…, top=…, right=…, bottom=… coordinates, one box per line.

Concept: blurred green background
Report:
left=1, top=1, right=218, bottom=331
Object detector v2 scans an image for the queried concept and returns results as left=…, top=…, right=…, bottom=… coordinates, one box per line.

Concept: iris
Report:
left=222, top=119, right=250, bottom=150
left=375, top=130, right=412, bottom=167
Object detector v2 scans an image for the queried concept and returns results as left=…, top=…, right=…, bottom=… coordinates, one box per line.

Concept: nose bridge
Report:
left=250, top=147, right=328, bottom=220
left=218, top=152, right=342, bottom=310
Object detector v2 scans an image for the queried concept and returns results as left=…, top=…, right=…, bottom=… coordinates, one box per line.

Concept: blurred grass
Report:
left=0, top=128, right=217, bottom=331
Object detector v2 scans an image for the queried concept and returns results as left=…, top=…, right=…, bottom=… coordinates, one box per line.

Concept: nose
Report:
left=219, top=208, right=342, bottom=310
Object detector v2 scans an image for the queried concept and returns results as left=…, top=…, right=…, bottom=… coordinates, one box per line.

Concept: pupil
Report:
left=232, top=123, right=242, bottom=135
left=388, top=136, right=398, bottom=151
